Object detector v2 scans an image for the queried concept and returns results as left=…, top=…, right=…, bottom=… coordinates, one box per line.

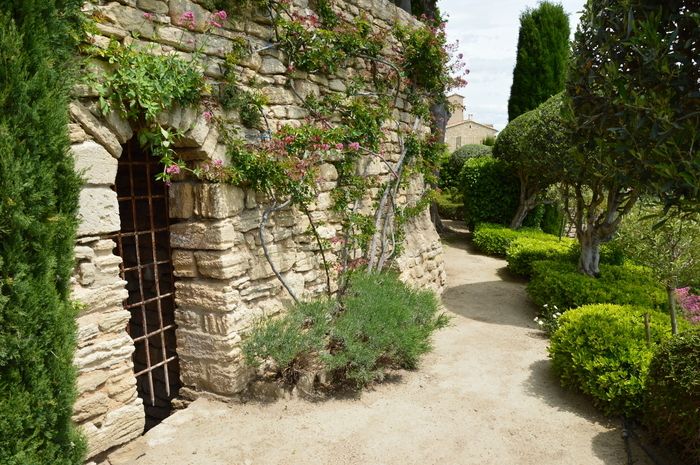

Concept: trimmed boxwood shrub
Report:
left=644, top=330, right=700, bottom=463
left=0, top=1, right=85, bottom=463
left=460, top=156, right=519, bottom=228
left=472, top=223, right=558, bottom=257
left=549, top=304, right=677, bottom=417
left=438, top=144, right=492, bottom=191
left=506, top=235, right=575, bottom=276
left=527, top=260, right=667, bottom=310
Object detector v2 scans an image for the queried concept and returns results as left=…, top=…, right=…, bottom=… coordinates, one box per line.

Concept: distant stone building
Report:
left=445, top=94, right=498, bottom=152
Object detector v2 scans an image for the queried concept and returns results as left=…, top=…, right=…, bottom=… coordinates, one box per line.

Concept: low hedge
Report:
left=644, top=330, right=700, bottom=463
left=472, top=223, right=555, bottom=256
left=506, top=236, right=575, bottom=276
left=549, top=304, right=676, bottom=417
left=527, top=260, right=667, bottom=310
left=435, top=190, right=463, bottom=220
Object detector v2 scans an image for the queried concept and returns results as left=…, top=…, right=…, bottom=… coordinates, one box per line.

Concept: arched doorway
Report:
left=112, top=137, right=180, bottom=430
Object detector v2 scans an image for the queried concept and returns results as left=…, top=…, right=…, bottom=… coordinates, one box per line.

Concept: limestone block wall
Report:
left=71, top=0, right=446, bottom=459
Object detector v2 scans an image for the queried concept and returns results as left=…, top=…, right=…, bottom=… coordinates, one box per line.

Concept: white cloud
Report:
left=440, top=0, right=585, bottom=130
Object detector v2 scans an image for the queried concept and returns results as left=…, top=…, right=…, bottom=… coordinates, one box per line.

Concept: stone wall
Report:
left=71, top=0, right=446, bottom=460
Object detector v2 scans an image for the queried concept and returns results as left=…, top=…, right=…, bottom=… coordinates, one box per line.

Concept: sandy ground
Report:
left=107, top=229, right=651, bottom=465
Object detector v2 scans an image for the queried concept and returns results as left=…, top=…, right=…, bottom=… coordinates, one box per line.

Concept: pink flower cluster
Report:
left=165, top=164, right=181, bottom=175
left=209, top=10, right=227, bottom=28
left=179, top=11, right=196, bottom=30
left=676, top=287, right=700, bottom=324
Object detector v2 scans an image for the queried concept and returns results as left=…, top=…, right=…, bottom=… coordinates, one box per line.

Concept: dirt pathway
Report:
left=108, top=231, right=648, bottom=465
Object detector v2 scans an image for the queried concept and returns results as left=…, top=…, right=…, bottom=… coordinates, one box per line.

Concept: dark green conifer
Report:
left=0, top=1, right=85, bottom=463
left=507, top=2, right=570, bottom=121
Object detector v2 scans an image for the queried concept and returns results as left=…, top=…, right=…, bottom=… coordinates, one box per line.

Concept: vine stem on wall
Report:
left=259, top=198, right=299, bottom=303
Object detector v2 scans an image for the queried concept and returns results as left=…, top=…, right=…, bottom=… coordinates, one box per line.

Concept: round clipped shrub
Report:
left=644, top=330, right=700, bottom=463
left=506, top=235, right=575, bottom=276
left=460, top=156, right=519, bottom=228
left=439, top=145, right=493, bottom=191
left=549, top=304, right=676, bottom=417
left=527, top=260, right=667, bottom=310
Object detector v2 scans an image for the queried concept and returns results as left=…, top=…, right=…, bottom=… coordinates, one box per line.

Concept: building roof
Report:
left=446, top=118, right=498, bottom=132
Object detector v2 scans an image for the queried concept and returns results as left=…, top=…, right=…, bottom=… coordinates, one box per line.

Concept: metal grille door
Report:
left=113, top=139, right=180, bottom=429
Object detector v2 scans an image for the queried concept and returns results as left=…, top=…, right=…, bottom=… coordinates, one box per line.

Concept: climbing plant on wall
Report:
left=87, top=0, right=465, bottom=300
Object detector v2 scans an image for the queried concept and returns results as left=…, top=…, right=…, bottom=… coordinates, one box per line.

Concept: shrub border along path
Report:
left=105, top=226, right=650, bottom=465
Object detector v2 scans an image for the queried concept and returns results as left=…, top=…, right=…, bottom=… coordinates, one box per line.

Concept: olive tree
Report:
left=565, top=0, right=700, bottom=276
left=494, top=93, right=567, bottom=229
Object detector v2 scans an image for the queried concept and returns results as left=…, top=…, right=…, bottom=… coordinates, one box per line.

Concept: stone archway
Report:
left=112, top=137, right=180, bottom=430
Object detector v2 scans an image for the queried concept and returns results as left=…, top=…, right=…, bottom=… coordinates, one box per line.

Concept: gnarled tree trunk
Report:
left=510, top=181, right=538, bottom=229
left=577, top=228, right=601, bottom=277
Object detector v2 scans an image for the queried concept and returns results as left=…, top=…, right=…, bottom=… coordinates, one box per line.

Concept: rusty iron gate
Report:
left=113, top=138, right=180, bottom=429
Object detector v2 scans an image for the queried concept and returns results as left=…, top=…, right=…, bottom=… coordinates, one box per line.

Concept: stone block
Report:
left=265, top=87, right=295, bottom=105
left=194, top=249, right=251, bottom=279
left=179, top=112, right=211, bottom=147
left=70, top=123, right=87, bottom=144
left=137, top=0, right=168, bottom=14
left=169, top=182, right=195, bottom=219
left=103, top=110, right=133, bottom=144
left=172, top=250, right=198, bottom=277
left=70, top=102, right=123, bottom=158
left=259, top=56, right=285, bottom=75
left=77, top=187, right=120, bottom=237
left=176, top=328, right=241, bottom=362
left=178, top=125, right=219, bottom=161
left=76, top=369, right=110, bottom=394
left=318, top=163, right=338, bottom=182
left=201, top=312, right=245, bottom=337
left=169, top=0, right=211, bottom=32
left=292, top=80, right=320, bottom=100
left=194, top=184, right=246, bottom=219
left=74, top=333, right=135, bottom=373
left=169, top=219, right=237, bottom=250
left=102, top=3, right=156, bottom=39
left=97, top=309, right=131, bottom=333
left=233, top=209, right=263, bottom=232
left=82, top=401, right=144, bottom=459
left=206, top=361, right=251, bottom=395
left=72, top=141, right=118, bottom=186
left=73, top=391, right=110, bottom=423
left=174, top=279, right=240, bottom=312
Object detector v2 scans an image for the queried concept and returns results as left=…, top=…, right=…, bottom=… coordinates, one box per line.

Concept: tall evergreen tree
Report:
left=507, top=2, right=570, bottom=121
left=0, top=1, right=85, bottom=463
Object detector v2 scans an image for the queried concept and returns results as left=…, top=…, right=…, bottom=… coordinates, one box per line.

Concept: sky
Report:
left=440, top=0, right=586, bottom=130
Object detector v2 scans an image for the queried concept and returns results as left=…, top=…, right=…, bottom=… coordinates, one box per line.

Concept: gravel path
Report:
left=108, top=229, right=649, bottom=465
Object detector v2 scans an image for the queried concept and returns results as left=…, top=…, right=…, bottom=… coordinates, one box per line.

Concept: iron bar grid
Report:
left=111, top=139, right=180, bottom=415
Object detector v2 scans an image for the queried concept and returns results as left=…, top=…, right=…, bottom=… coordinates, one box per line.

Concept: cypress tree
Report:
left=507, top=2, right=570, bottom=121
left=0, top=1, right=85, bottom=463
